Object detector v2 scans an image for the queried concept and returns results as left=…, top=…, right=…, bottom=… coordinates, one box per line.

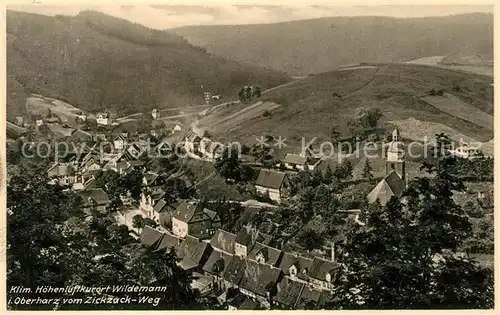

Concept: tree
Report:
left=362, top=159, right=374, bottom=182
left=7, top=164, right=83, bottom=293
left=334, top=159, right=353, bottom=181
left=329, top=151, right=493, bottom=309
left=120, top=168, right=144, bottom=201
left=132, top=215, right=145, bottom=231
left=357, top=108, right=383, bottom=130
left=214, top=147, right=253, bottom=182
left=7, top=164, right=203, bottom=310
left=324, top=165, right=334, bottom=184
left=297, top=229, right=325, bottom=251
left=252, top=86, right=261, bottom=98
left=94, top=170, right=125, bottom=210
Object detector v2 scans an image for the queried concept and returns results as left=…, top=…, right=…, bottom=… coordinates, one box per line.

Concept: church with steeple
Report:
left=367, top=127, right=407, bottom=205
left=385, top=127, right=406, bottom=180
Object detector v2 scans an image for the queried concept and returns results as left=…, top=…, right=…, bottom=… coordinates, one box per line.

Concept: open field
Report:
left=198, top=64, right=493, bottom=146
left=406, top=56, right=445, bottom=65
left=421, top=93, right=493, bottom=130
left=25, top=95, right=92, bottom=125
left=406, top=55, right=493, bottom=77
left=198, top=101, right=282, bottom=138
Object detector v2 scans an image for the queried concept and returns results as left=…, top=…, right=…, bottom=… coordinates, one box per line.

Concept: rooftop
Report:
left=255, top=169, right=287, bottom=189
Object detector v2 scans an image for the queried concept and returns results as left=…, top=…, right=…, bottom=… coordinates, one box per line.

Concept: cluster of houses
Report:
left=184, top=130, right=225, bottom=161
left=138, top=201, right=339, bottom=309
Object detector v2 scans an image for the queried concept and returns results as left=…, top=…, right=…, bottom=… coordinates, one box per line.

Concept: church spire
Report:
left=386, top=127, right=405, bottom=180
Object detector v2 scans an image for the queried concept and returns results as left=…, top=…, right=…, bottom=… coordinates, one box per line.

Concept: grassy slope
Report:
left=171, top=13, right=493, bottom=75
left=200, top=64, right=493, bottom=145
left=6, top=10, right=291, bottom=120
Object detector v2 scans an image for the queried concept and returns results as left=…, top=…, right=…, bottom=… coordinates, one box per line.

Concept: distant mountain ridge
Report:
left=171, top=13, right=493, bottom=75
left=6, top=10, right=291, bottom=119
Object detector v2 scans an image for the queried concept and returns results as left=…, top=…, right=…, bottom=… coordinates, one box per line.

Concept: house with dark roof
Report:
left=172, top=201, right=221, bottom=239
left=274, top=276, right=305, bottom=309
left=139, top=226, right=181, bottom=251
left=151, top=198, right=176, bottom=226
left=143, top=172, right=159, bottom=187
left=295, top=285, right=329, bottom=309
left=227, top=293, right=261, bottom=310
left=222, top=255, right=246, bottom=289
left=255, top=169, right=289, bottom=202
left=140, top=225, right=166, bottom=249
left=367, top=170, right=406, bottom=205
left=175, top=235, right=213, bottom=272
left=191, top=272, right=215, bottom=296
left=238, top=259, right=283, bottom=309
left=308, top=257, right=340, bottom=291
left=210, top=229, right=237, bottom=255
left=248, top=242, right=283, bottom=267
left=234, top=225, right=270, bottom=257
left=80, top=155, right=101, bottom=174
left=47, top=162, right=77, bottom=186
left=203, top=249, right=233, bottom=275
left=157, top=231, right=182, bottom=251
left=282, top=154, right=308, bottom=171
left=278, top=253, right=314, bottom=284
left=76, top=188, right=111, bottom=215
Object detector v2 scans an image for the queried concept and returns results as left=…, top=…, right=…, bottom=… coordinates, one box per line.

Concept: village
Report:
left=6, top=89, right=494, bottom=310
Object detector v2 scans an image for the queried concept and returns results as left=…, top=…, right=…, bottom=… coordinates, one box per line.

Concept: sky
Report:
left=7, top=4, right=493, bottom=29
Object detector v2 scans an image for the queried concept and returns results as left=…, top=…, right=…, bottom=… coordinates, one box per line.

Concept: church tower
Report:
left=386, top=128, right=405, bottom=180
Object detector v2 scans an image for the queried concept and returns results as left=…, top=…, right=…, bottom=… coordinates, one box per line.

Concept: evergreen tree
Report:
left=324, top=164, right=334, bottom=184
left=362, top=159, right=373, bottom=182
left=329, top=136, right=492, bottom=309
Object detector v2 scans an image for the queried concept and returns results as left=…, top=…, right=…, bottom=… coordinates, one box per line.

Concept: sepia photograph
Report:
left=3, top=2, right=495, bottom=311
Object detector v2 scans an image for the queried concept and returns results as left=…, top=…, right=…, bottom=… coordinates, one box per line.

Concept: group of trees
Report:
left=238, top=85, right=261, bottom=103
left=326, top=134, right=493, bottom=309
left=430, top=88, right=445, bottom=96
left=346, top=107, right=384, bottom=137
left=7, top=164, right=201, bottom=310
left=446, top=155, right=494, bottom=181
left=214, top=147, right=254, bottom=183
left=94, top=169, right=144, bottom=210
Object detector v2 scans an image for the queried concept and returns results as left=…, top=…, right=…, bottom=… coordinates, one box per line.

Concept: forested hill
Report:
left=171, top=13, right=493, bottom=75
left=6, top=10, right=291, bottom=118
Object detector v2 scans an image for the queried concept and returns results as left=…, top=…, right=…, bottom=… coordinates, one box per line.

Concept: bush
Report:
left=262, top=110, right=271, bottom=117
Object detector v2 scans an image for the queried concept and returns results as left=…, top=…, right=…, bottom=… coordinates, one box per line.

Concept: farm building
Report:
left=255, top=169, right=289, bottom=202
left=171, top=201, right=221, bottom=239
left=96, top=112, right=111, bottom=126
left=282, top=154, right=308, bottom=171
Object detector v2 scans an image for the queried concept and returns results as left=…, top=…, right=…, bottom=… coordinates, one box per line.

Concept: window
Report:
left=325, top=273, right=331, bottom=282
